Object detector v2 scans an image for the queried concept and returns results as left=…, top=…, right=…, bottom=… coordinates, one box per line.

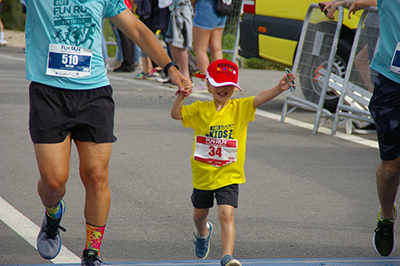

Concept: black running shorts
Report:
left=29, top=82, right=117, bottom=144
left=369, top=74, right=400, bottom=160
left=191, top=184, right=239, bottom=209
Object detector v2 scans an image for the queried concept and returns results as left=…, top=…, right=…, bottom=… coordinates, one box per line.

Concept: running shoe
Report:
left=162, top=79, right=178, bottom=88
left=194, top=221, right=213, bottom=259
left=134, top=72, right=145, bottom=79
left=143, top=72, right=159, bottom=80
left=81, top=249, right=102, bottom=266
left=37, top=199, right=66, bottom=260
left=192, top=80, right=208, bottom=94
left=373, top=203, right=398, bottom=256
left=220, top=254, right=242, bottom=266
left=155, top=74, right=169, bottom=83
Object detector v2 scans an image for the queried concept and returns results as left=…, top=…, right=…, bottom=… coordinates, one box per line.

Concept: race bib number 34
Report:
left=194, top=136, right=237, bottom=167
left=46, top=43, right=92, bottom=78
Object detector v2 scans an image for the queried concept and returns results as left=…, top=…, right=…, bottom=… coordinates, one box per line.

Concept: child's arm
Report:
left=171, top=79, right=192, bottom=120
left=171, top=93, right=185, bottom=120
left=253, top=72, right=295, bottom=108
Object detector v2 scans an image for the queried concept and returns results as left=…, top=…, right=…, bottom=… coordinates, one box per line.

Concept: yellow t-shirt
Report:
left=182, top=97, right=256, bottom=190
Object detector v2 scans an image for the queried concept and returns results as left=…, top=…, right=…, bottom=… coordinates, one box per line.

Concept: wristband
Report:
left=163, top=61, right=179, bottom=76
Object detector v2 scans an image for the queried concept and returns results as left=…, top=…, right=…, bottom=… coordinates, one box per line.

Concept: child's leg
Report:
left=218, top=204, right=235, bottom=257
left=194, top=207, right=210, bottom=236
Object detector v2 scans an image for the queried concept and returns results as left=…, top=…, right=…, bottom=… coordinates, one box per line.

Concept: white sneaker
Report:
left=192, top=80, right=208, bottom=94
left=155, top=74, right=169, bottom=83
left=0, top=39, right=7, bottom=46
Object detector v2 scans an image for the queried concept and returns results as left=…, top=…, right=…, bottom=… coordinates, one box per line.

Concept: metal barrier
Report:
left=330, top=7, right=379, bottom=135
left=221, top=0, right=243, bottom=65
left=280, top=4, right=344, bottom=135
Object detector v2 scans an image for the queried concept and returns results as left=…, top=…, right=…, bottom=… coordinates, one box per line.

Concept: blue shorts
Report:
left=191, top=184, right=238, bottom=208
left=193, top=0, right=227, bottom=30
left=369, top=74, right=400, bottom=160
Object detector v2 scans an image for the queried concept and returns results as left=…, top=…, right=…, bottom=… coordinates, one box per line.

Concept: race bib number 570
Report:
left=194, top=136, right=237, bottom=167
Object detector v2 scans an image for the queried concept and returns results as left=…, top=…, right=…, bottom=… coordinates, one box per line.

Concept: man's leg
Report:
left=75, top=141, right=112, bottom=253
left=35, top=135, right=72, bottom=260
left=377, top=158, right=400, bottom=219
left=374, top=157, right=400, bottom=256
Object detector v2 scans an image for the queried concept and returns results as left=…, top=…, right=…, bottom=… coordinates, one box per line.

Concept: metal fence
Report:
left=331, top=7, right=379, bottom=135
left=280, top=4, right=344, bottom=134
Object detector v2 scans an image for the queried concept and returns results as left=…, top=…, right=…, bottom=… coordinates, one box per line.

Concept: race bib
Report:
left=390, top=42, right=400, bottom=74
left=46, top=43, right=92, bottom=78
left=194, top=136, right=237, bottom=167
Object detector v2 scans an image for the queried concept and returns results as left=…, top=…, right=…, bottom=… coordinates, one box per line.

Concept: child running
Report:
left=171, top=59, right=295, bottom=266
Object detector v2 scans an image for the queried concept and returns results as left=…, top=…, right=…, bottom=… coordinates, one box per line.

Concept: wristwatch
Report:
left=163, top=61, right=179, bottom=76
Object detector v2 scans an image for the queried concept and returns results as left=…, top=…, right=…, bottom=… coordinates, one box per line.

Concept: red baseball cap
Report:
left=206, top=59, right=242, bottom=91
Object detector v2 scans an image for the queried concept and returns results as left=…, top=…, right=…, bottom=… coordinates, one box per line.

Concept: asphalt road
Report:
left=0, top=47, right=394, bottom=265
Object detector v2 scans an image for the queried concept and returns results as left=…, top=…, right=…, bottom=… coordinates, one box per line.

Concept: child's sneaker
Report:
left=194, top=221, right=213, bottom=259
left=37, top=199, right=66, bottom=259
left=192, top=80, right=208, bottom=93
left=81, top=249, right=102, bottom=266
left=373, top=203, right=398, bottom=256
left=221, top=254, right=241, bottom=266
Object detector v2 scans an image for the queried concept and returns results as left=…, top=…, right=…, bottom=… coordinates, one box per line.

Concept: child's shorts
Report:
left=191, top=184, right=238, bottom=208
left=193, top=0, right=227, bottom=30
left=369, top=74, right=400, bottom=160
left=29, top=82, right=117, bottom=144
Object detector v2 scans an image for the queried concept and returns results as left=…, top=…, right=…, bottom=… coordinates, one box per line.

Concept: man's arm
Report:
left=110, top=9, right=191, bottom=91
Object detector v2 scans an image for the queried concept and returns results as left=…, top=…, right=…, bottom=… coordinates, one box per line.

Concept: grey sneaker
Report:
left=373, top=203, right=398, bottom=256
left=194, top=221, right=213, bottom=259
left=221, top=254, right=241, bottom=266
left=37, top=199, right=66, bottom=259
left=81, top=249, right=102, bottom=266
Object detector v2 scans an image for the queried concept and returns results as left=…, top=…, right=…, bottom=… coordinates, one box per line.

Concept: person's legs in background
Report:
left=0, top=2, right=7, bottom=47
left=108, top=21, right=123, bottom=70
left=114, top=29, right=136, bottom=72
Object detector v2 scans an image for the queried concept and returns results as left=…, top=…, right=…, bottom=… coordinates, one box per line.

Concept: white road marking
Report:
left=0, top=196, right=81, bottom=263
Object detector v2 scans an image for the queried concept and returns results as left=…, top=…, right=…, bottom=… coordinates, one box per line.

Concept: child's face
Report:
left=208, top=83, right=236, bottom=103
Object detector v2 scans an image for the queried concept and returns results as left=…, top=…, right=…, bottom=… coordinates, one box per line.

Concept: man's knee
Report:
left=39, top=177, right=67, bottom=194
left=381, top=159, right=400, bottom=181
left=81, top=166, right=109, bottom=186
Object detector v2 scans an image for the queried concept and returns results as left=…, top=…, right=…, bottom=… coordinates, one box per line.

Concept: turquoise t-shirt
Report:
left=25, top=0, right=126, bottom=90
left=370, top=0, right=400, bottom=84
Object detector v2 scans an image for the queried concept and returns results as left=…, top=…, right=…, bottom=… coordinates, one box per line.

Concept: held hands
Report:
left=175, top=78, right=193, bottom=99
left=167, top=67, right=193, bottom=99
